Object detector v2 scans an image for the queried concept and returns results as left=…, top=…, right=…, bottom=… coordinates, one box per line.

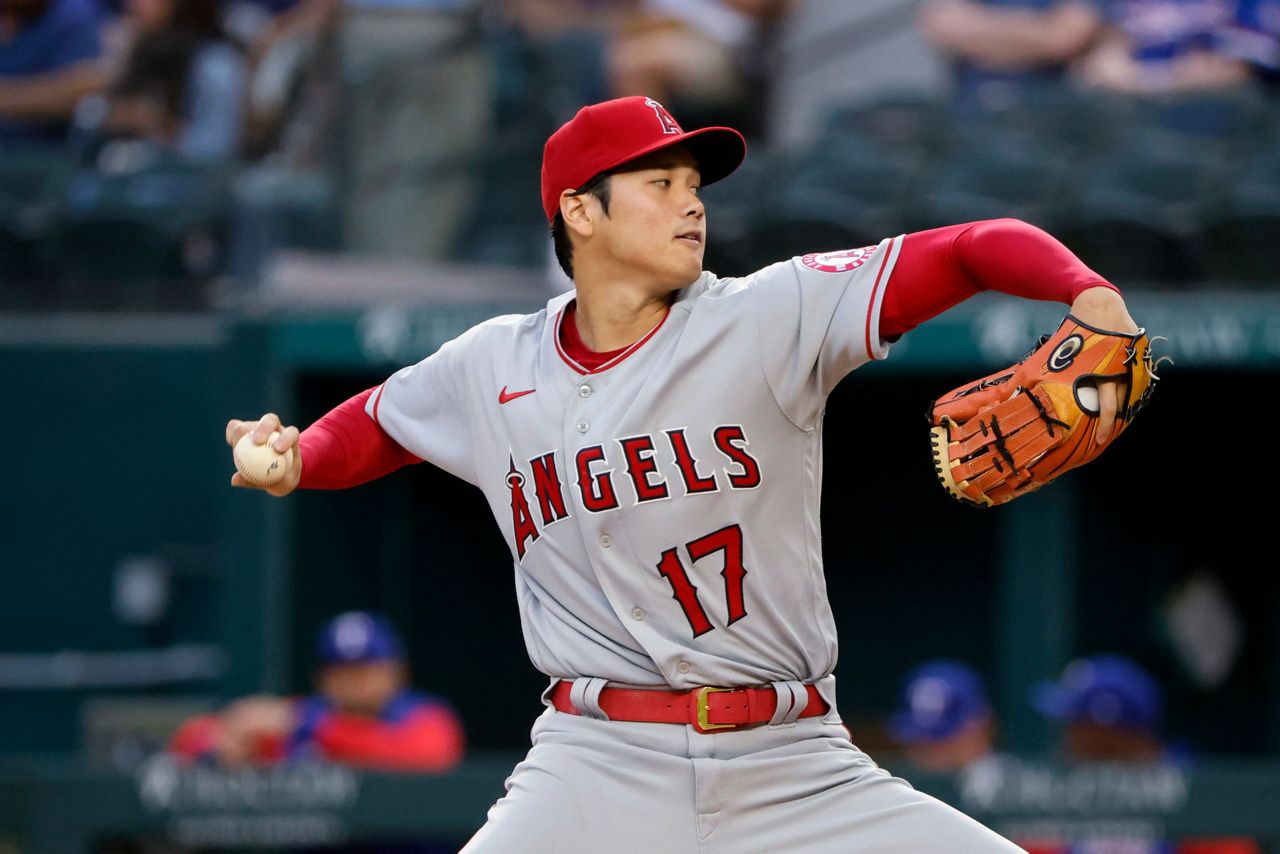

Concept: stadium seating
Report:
left=735, top=135, right=918, bottom=272
left=978, top=86, right=1138, bottom=160
left=916, top=126, right=1074, bottom=233
left=1055, top=130, right=1235, bottom=285
left=822, top=92, right=952, bottom=162
left=1201, top=149, right=1280, bottom=286
left=0, top=147, right=75, bottom=300
left=1, top=86, right=1277, bottom=302
left=36, top=154, right=234, bottom=307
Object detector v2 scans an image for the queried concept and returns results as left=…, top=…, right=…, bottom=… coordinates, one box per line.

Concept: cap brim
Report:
left=680, top=127, right=748, bottom=187
left=605, top=126, right=747, bottom=189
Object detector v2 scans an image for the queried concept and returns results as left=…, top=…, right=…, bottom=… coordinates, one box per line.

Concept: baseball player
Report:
left=226, top=96, right=1142, bottom=852
left=889, top=659, right=998, bottom=773
left=170, top=611, right=465, bottom=772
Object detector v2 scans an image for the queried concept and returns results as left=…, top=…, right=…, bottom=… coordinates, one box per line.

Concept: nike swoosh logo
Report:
left=499, top=386, right=536, bottom=404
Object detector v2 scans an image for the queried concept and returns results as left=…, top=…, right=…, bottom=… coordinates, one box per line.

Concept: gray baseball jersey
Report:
left=369, top=238, right=899, bottom=689
left=366, top=237, right=1024, bottom=852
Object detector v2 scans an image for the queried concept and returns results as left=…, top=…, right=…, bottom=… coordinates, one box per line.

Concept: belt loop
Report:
left=540, top=677, right=562, bottom=709
left=785, top=681, right=810, bottom=723
left=768, top=681, right=809, bottom=726
left=768, top=680, right=797, bottom=727
left=570, top=677, right=610, bottom=720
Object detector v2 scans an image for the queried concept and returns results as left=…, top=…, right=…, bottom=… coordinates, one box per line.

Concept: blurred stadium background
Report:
left=3, top=0, right=1280, bottom=851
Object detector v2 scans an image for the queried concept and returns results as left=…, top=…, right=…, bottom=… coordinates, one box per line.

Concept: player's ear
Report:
left=561, top=190, right=595, bottom=239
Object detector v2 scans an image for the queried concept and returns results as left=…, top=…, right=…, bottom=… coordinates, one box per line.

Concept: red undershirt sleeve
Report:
left=297, top=387, right=422, bottom=490
left=880, top=218, right=1120, bottom=340
left=312, top=706, right=465, bottom=772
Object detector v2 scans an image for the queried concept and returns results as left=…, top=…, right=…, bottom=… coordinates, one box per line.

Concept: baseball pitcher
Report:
left=226, top=96, right=1156, bottom=852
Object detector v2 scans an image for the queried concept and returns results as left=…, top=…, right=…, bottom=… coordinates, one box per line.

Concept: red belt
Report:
left=550, top=680, right=829, bottom=734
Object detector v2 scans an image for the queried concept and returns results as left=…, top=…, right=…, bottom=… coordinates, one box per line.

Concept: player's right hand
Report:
left=225, top=413, right=303, bottom=497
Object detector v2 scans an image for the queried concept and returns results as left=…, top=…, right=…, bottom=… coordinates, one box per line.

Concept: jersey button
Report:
left=677, top=661, right=691, bottom=674
left=599, top=534, right=612, bottom=548
left=631, top=607, right=644, bottom=621
left=578, top=384, right=592, bottom=398
left=576, top=421, right=589, bottom=433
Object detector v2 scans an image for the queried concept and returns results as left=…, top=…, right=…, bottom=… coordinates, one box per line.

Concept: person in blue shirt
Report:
left=1032, top=653, right=1168, bottom=762
left=919, top=0, right=1105, bottom=109
left=888, top=659, right=1000, bottom=772
left=1218, top=0, right=1280, bottom=86
left=0, top=0, right=106, bottom=143
left=1076, top=0, right=1272, bottom=92
left=86, top=0, right=246, bottom=161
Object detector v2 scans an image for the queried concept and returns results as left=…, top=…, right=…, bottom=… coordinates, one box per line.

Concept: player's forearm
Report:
left=1167, top=52, right=1252, bottom=91
left=297, top=388, right=421, bottom=489
left=930, top=3, right=1100, bottom=67
left=952, top=218, right=1116, bottom=300
left=0, top=62, right=105, bottom=119
left=882, top=219, right=1118, bottom=338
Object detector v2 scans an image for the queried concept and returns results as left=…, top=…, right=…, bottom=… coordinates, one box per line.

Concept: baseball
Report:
left=234, top=431, right=293, bottom=486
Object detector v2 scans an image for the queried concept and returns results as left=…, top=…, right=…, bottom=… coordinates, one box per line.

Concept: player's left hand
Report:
left=1068, top=286, right=1139, bottom=444
left=928, top=293, right=1159, bottom=507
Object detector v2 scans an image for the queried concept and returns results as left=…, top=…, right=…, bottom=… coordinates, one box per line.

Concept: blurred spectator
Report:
left=502, top=0, right=619, bottom=36
left=1032, top=653, right=1167, bottom=761
left=919, top=0, right=1103, bottom=109
left=0, top=0, right=107, bottom=144
left=887, top=659, right=998, bottom=772
left=499, top=0, right=621, bottom=115
left=79, top=0, right=246, bottom=162
left=1027, top=659, right=1261, bottom=854
left=171, top=611, right=466, bottom=771
left=1075, top=0, right=1268, bottom=93
left=337, top=0, right=490, bottom=262
left=1224, top=0, right=1280, bottom=87
left=608, top=0, right=793, bottom=116
left=222, top=0, right=341, bottom=155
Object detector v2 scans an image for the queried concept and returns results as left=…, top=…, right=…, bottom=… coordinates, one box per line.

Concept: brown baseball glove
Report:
left=928, top=315, right=1161, bottom=507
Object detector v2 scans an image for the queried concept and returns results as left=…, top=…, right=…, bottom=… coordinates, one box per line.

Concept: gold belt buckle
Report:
left=694, top=686, right=737, bottom=733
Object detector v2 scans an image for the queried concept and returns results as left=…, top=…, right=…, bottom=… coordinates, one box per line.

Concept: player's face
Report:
left=318, top=660, right=406, bottom=717
left=593, top=145, right=705, bottom=289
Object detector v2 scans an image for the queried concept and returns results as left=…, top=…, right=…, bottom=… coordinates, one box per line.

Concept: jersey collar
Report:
left=553, top=299, right=670, bottom=375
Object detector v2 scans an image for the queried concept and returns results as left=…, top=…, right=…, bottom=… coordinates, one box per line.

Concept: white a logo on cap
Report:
left=645, top=98, right=682, bottom=135
left=335, top=613, right=373, bottom=658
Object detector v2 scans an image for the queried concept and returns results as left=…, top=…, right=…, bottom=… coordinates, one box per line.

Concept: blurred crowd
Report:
left=170, top=610, right=466, bottom=771
left=2, top=0, right=1279, bottom=304
left=0, top=0, right=341, bottom=157
left=922, top=0, right=1280, bottom=109
left=4, top=0, right=1276, bottom=153
left=887, top=655, right=1263, bottom=854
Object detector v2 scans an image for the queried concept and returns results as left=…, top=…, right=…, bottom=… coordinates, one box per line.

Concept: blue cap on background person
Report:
left=889, top=660, right=992, bottom=743
left=316, top=611, right=405, bottom=665
left=1032, top=654, right=1163, bottom=733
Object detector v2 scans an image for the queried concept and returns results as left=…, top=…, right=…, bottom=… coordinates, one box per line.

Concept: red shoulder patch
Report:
left=800, top=246, right=877, bottom=273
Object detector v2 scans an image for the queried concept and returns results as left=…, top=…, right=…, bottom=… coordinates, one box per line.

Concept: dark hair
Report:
left=551, top=172, right=612, bottom=280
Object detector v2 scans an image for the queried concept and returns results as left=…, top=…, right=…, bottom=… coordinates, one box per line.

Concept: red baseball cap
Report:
left=541, top=96, right=747, bottom=223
